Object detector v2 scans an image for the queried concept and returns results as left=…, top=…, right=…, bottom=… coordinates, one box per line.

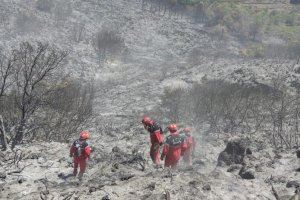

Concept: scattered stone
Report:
left=189, top=180, right=200, bottom=187
left=146, top=182, right=156, bottom=191
left=102, top=194, right=110, bottom=200
left=111, top=168, right=116, bottom=172
left=246, top=148, right=252, bottom=155
left=0, top=183, right=5, bottom=192
left=27, top=152, right=40, bottom=159
left=239, top=167, right=255, bottom=179
left=58, top=172, right=64, bottom=178
left=265, top=175, right=287, bottom=184
left=202, top=184, right=211, bottom=191
left=296, top=149, right=300, bottom=159
left=286, top=181, right=300, bottom=188
left=110, top=181, right=117, bottom=186
left=89, top=184, right=105, bottom=193
left=120, top=173, right=135, bottom=181
left=37, top=157, right=46, bottom=164
left=296, top=168, right=300, bottom=172
left=18, top=177, right=26, bottom=184
left=227, top=164, right=242, bottom=172
left=255, top=164, right=264, bottom=172
left=293, top=65, right=300, bottom=74
left=210, top=170, right=221, bottom=179
left=193, top=159, right=205, bottom=165
left=58, top=157, right=66, bottom=163
left=141, top=193, right=152, bottom=200
left=0, top=172, right=6, bottom=179
left=89, top=187, right=97, bottom=193
left=112, top=146, right=121, bottom=153
left=41, top=190, right=50, bottom=195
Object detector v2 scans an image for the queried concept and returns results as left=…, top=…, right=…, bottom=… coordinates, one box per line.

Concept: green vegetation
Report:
left=173, top=0, right=300, bottom=58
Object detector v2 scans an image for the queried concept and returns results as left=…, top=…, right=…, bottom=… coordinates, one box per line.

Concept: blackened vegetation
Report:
left=160, top=74, right=300, bottom=149
left=142, top=0, right=206, bottom=21
left=93, top=29, right=125, bottom=66
left=0, top=42, right=95, bottom=150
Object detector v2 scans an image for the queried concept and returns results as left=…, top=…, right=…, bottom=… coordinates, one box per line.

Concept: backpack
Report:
left=73, top=140, right=88, bottom=157
left=166, top=135, right=184, bottom=147
left=148, top=122, right=163, bottom=134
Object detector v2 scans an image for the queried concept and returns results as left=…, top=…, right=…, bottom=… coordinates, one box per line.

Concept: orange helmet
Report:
left=168, top=124, right=178, bottom=133
left=183, top=127, right=190, bottom=133
left=80, top=131, right=89, bottom=140
left=141, top=116, right=153, bottom=126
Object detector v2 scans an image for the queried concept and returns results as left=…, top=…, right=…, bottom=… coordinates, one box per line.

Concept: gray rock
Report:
left=18, top=177, right=26, bottom=184
left=255, top=164, right=264, bottom=172
left=27, top=152, right=41, bottom=159
left=239, top=167, right=255, bottom=179
left=296, top=149, right=300, bottom=158
left=246, top=148, right=252, bottom=155
left=0, top=172, right=6, bottom=179
left=227, top=164, right=242, bottom=172
left=294, top=65, right=300, bottom=74
left=202, top=184, right=211, bottom=191
left=146, top=182, right=156, bottom=191
left=102, top=194, right=110, bottom=200
left=286, top=181, right=300, bottom=188
left=189, top=180, right=200, bottom=187
left=217, top=137, right=246, bottom=166
left=120, top=173, right=135, bottom=181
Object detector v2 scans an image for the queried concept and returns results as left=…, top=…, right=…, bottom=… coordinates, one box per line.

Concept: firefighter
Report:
left=70, top=131, right=92, bottom=181
left=141, top=116, right=164, bottom=165
left=181, top=127, right=196, bottom=165
left=161, top=124, right=187, bottom=169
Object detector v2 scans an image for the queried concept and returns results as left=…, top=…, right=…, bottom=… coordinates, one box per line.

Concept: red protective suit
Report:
left=162, top=132, right=187, bottom=169
left=182, top=134, right=196, bottom=165
left=149, top=129, right=164, bottom=165
left=70, top=139, right=91, bottom=177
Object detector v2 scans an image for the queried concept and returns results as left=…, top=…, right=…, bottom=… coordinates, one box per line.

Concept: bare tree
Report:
left=0, top=53, right=15, bottom=98
left=33, top=80, right=95, bottom=142
left=0, top=52, right=16, bottom=150
left=11, top=42, right=67, bottom=149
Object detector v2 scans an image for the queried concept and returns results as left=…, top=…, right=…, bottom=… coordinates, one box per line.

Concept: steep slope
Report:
left=0, top=0, right=300, bottom=200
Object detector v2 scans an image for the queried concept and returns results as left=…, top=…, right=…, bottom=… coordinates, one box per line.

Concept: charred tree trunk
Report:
left=0, top=115, right=8, bottom=150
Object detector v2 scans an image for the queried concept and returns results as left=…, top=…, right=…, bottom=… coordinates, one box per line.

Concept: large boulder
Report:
left=217, top=137, right=247, bottom=166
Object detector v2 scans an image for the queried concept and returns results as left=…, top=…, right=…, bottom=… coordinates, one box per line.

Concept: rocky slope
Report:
left=0, top=0, right=300, bottom=199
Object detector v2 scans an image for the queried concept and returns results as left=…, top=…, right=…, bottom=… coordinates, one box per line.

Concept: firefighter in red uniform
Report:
left=161, top=124, right=187, bottom=169
left=181, top=127, right=196, bottom=165
left=70, top=131, right=92, bottom=180
left=141, top=116, right=164, bottom=165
